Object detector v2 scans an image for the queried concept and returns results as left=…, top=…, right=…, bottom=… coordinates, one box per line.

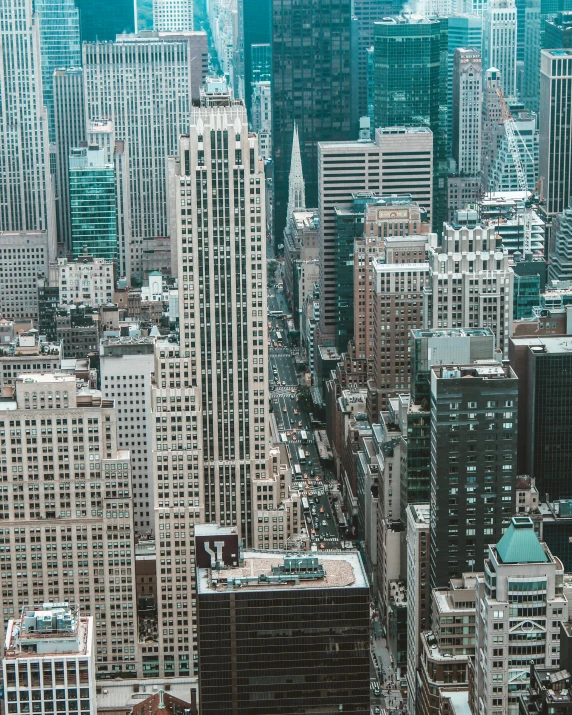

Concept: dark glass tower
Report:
left=75, top=0, right=135, bottom=42
left=239, top=0, right=272, bottom=114
left=272, top=0, right=354, bottom=248
left=373, top=17, right=448, bottom=234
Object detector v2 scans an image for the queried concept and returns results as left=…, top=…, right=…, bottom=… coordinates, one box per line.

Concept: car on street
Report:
left=374, top=708, right=381, bottom=714
left=321, top=520, right=327, bottom=526
left=282, top=407, right=287, bottom=413
left=282, top=381, right=286, bottom=386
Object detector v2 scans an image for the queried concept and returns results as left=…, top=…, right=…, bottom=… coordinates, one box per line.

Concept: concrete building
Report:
left=518, top=664, right=572, bottom=715
left=481, top=67, right=503, bottom=189
left=471, top=516, right=567, bottom=715
left=479, top=192, right=545, bottom=255
left=100, top=337, right=155, bottom=536
left=406, top=504, right=431, bottom=715
left=0, top=373, right=138, bottom=678
left=0, top=0, right=54, bottom=237
left=250, top=80, right=272, bottom=161
left=487, top=106, right=539, bottom=193
left=197, top=551, right=370, bottom=714
left=55, top=305, right=99, bottom=359
left=429, top=362, right=518, bottom=591
left=83, top=32, right=208, bottom=245
left=424, top=212, right=514, bottom=356
left=318, top=127, right=434, bottom=343
left=50, top=255, right=114, bottom=308
left=540, top=49, right=572, bottom=218
left=0, top=231, right=54, bottom=323
left=482, top=0, right=518, bottom=99
left=3, top=604, right=96, bottom=715
left=153, top=0, right=194, bottom=31
left=452, top=48, right=482, bottom=177
left=0, top=332, right=61, bottom=387
left=53, top=68, right=86, bottom=253
left=550, top=204, right=572, bottom=282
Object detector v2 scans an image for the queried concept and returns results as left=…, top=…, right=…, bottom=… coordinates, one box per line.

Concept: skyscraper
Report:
left=452, top=48, right=482, bottom=177
left=153, top=0, right=194, bottom=31
left=69, top=146, right=118, bottom=262
left=53, top=68, right=86, bottom=252
left=75, top=0, right=135, bottom=42
left=83, top=32, right=208, bottom=244
left=429, top=361, right=518, bottom=591
left=237, top=0, right=271, bottom=113
left=272, top=0, right=354, bottom=247
left=539, top=48, right=572, bottom=218
left=482, top=0, right=518, bottom=99
left=35, top=0, right=81, bottom=143
left=373, top=16, right=448, bottom=233
left=0, top=0, right=54, bottom=236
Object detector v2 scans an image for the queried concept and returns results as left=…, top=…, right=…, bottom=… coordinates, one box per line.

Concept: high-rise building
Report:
left=0, top=232, right=54, bottom=322
left=53, top=68, right=86, bottom=253
left=509, top=336, right=572, bottom=501
left=486, top=106, right=539, bottom=192
left=250, top=80, right=272, bottom=160
left=0, top=373, right=138, bottom=678
left=544, top=9, right=572, bottom=48
left=237, top=0, right=271, bottom=113
left=153, top=0, right=193, bottom=31
left=482, top=0, right=518, bottom=99
left=0, top=0, right=54, bottom=236
left=471, top=517, right=566, bottom=715
left=3, top=605, right=96, bottom=715
left=481, top=67, right=503, bottom=188
left=83, top=32, right=208, bottom=245
left=69, top=146, right=118, bottom=262
left=100, top=337, right=155, bottom=535
left=197, top=550, right=370, bottom=715
left=424, top=211, right=514, bottom=356
left=549, top=201, right=572, bottom=281
left=35, top=0, right=81, bottom=144
left=429, top=361, right=518, bottom=591
left=447, top=15, right=482, bottom=145
left=539, top=48, right=572, bottom=218
left=373, top=16, right=448, bottom=234
left=452, top=48, right=482, bottom=177
left=272, top=0, right=354, bottom=247
left=75, top=0, right=135, bottom=41
left=318, top=126, right=434, bottom=343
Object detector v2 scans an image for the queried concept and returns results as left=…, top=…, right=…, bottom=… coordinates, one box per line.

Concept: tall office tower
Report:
left=3, top=605, right=96, bottom=715
left=540, top=49, right=572, bottom=219
left=373, top=17, right=448, bottom=234
left=251, top=81, right=272, bottom=160
left=447, top=15, right=483, bottom=147
left=0, top=232, right=54, bottom=322
left=318, top=126, right=434, bottom=343
left=237, top=0, right=271, bottom=113
left=69, top=146, right=118, bottom=262
left=481, top=67, right=503, bottom=187
left=272, top=0, right=354, bottom=248
left=424, top=212, right=514, bottom=356
left=429, top=361, right=518, bottom=591
left=83, top=32, right=208, bottom=245
left=153, top=0, right=193, bottom=31
left=487, top=106, right=539, bottom=192
left=0, top=0, right=54, bottom=236
left=0, top=373, right=138, bottom=679
left=35, top=0, right=81, bottom=144
left=53, top=68, right=86, bottom=253
left=75, top=0, right=135, bottom=41
left=482, top=0, right=518, bottom=99
left=100, top=337, right=155, bottom=535
left=197, top=550, right=370, bottom=715
left=544, top=9, right=572, bottom=48
left=471, top=517, right=566, bottom=715
left=88, top=120, right=133, bottom=281
left=509, top=336, right=572, bottom=501
left=549, top=202, right=572, bottom=281
left=452, top=48, right=482, bottom=176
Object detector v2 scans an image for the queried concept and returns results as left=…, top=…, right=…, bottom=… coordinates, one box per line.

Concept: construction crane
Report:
left=495, top=88, right=541, bottom=255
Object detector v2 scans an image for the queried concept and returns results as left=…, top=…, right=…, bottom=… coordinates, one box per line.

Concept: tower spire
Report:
left=287, top=122, right=306, bottom=219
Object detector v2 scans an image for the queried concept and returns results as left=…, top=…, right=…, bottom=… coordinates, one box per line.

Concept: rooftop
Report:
left=197, top=551, right=368, bottom=593
left=411, top=328, right=493, bottom=339
left=510, top=336, right=572, bottom=354
left=496, top=516, right=549, bottom=564
left=5, top=603, right=90, bottom=658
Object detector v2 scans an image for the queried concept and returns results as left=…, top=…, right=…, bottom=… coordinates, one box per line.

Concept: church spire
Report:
left=287, top=122, right=306, bottom=220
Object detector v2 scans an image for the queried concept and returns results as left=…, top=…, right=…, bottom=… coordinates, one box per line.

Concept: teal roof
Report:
left=496, top=517, right=548, bottom=564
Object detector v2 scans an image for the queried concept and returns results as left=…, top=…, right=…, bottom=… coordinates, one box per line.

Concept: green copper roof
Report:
left=496, top=517, right=548, bottom=564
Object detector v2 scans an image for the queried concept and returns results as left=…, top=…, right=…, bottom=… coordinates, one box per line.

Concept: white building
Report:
left=3, top=604, right=96, bottom=715
left=481, top=67, right=503, bottom=187
left=153, top=0, right=193, bottom=31
left=487, top=108, right=539, bottom=193
left=482, top=0, right=517, bottom=99
left=0, top=231, right=55, bottom=322
left=0, top=0, right=54, bottom=237
left=0, top=373, right=138, bottom=679
left=424, top=211, right=514, bottom=355
left=49, top=256, right=114, bottom=308
left=452, top=48, right=482, bottom=177
left=83, top=32, right=208, bottom=246
left=471, top=516, right=567, bottom=715
left=100, top=337, right=155, bottom=535
left=0, top=332, right=61, bottom=387
left=251, top=80, right=272, bottom=160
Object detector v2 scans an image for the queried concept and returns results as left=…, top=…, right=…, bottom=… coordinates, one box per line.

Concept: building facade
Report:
left=452, top=48, right=482, bottom=177
left=482, top=0, right=518, bottom=99
left=50, top=256, right=114, bottom=308
left=153, top=0, right=194, bottom=31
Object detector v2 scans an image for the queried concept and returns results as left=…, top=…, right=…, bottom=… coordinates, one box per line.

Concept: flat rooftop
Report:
left=198, top=551, right=368, bottom=593
left=412, top=328, right=493, bottom=339
left=510, top=336, right=572, bottom=354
